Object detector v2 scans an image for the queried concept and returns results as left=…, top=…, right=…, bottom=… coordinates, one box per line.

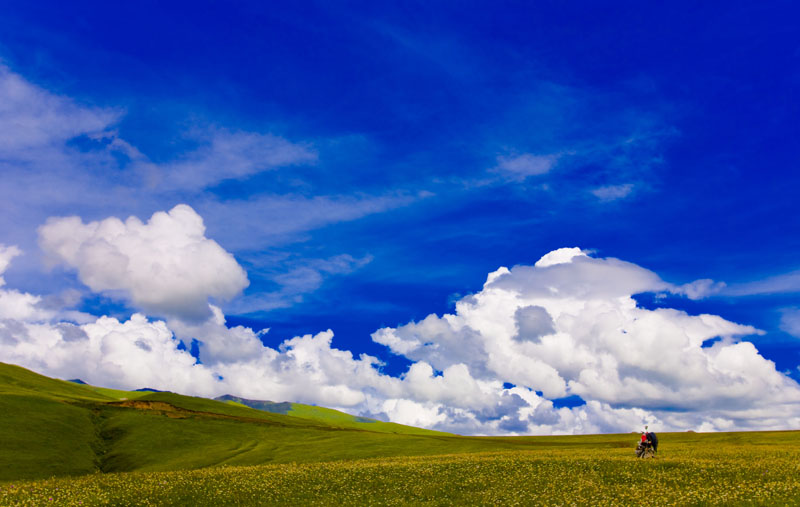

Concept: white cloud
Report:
left=674, top=278, right=727, bottom=300
left=724, top=270, right=800, bottom=296
left=271, top=254, right=373, bottom=298
left=137, top=126, right=317, bottom=191
left=0, top=64, right=313, bottom=193
left=81, top=314, right=217, bottom=391
left=167, top=305, right=265, bottom=364
left=0, top=311, right=219, bottom=393
left=514, top=305, right=556, bottom=343
left=372, top=248, right=799, bottom=432
left=226, top=254, right=374, bottom=313
left=2, top=242, right=799, bottom=436
left=493, top=153, right=559, bottom=180
left=592, top=183, right=634, bottom=201
left=780, top=308, right=800, bottom=338
left=0, top=244, right=52, bottom=322
left=0, top=64, right=406, bottom=299
left=534, top=247, right=586, bottom=268
left=0, top=245, right=21, bottom=286
left=198, top=192, right=423, bottom=250
left=381, top=398, right=447, bottom=428
left=0, top=65, right=139, bottom=265
left=0, top=64, right=119, bottom=159
left=0, top=249, right=515, bottom=429
left=38, top=204, right=248, bottom=321
left=0, top=287, right=47, bottom=322
left=489, top=253, right=672, bottom=300
left=669, top=269, right=800, bottom=301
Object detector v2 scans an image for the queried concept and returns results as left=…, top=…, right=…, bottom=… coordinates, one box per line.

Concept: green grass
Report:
left=0, top=362, right=487, bottom=481
left=0, top=394, right=99, bottom=480
left=0, top=363, right=114, bottom=402
left=4, top=434, right=800, bottom=505
left=4, top=361, right=800, bottom=505
left=75, top=384, right=149, bottom=401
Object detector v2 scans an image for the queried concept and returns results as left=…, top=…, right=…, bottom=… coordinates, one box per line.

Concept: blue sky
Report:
left=1, top=1, right=799, bottom=434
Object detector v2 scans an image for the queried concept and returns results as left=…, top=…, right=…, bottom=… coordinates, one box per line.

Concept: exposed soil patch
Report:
left=111, top=400, right=190, bottom=418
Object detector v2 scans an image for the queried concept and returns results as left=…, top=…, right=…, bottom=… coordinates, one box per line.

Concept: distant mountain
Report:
left=214, top=394, right=293, bottom=414
left=67, top=378, right=164, bottom=393
left=215, top=394, right=380, bottom=425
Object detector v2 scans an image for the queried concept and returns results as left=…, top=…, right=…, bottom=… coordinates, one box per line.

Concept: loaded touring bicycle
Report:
left=636, top=431, right=658, bottom=458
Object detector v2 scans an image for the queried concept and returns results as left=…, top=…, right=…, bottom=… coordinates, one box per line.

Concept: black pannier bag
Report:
left=647, top=432, right=658, bottom=452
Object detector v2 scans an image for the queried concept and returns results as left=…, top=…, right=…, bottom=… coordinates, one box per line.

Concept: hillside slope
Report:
left=0, top=362, right=507, bottom=481
left=12, top=361, right=747, bottom=484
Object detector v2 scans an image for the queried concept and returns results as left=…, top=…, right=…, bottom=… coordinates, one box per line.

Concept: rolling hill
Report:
left=0, top=361, right=507, bottom=481
left=5, top=361, right=800, bottom=505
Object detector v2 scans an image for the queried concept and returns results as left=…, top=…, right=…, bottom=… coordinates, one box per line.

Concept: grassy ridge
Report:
left=76, top=385, right=150, bottom=401
left=0, top=363, right=114, bottom=403
left=4, top=361, right=800, bottom=506
left=0, top=362, right=496, bottom=481
left=217, top=394, right=449, bottom=436
left=285, top=403, right=450, bottom=436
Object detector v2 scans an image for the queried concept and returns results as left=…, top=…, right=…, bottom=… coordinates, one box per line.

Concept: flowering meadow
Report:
left=3, top=432, right=800, bottom=506
left=3, top=364, right=800, bottom=505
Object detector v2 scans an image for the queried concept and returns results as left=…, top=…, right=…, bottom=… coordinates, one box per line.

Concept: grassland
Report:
left=0, top=362, right=466, bottom=481
left=3, top=433, right=800, bottom=505
left=2, top=361, right=800, bottom=505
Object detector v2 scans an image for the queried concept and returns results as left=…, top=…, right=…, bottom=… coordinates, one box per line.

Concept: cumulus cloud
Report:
left=0, top=312, right=219, bottom=393
left=0, top=285, right=47, bottom=322
left=0, top=64, right=406, bottom=297
left=0, top=244, right=52, bottom=322
left=489, top=252, right=672, bottom=300
left=167, top=305, right=265, bottom=364
left=0, top=245, right=21, bottom=286
left=514, top=305, right=555, bottom=343
left=2, top=241, right=800, bottom=435
left=534, top=247, right=586, bottom=268
left=372, top=248, right=800, bottom=432
left=0, top=243, right=529, bottom=432
left=38, top=205, right=248, bottom=321
left=0, top=248, right=393, bottom=403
